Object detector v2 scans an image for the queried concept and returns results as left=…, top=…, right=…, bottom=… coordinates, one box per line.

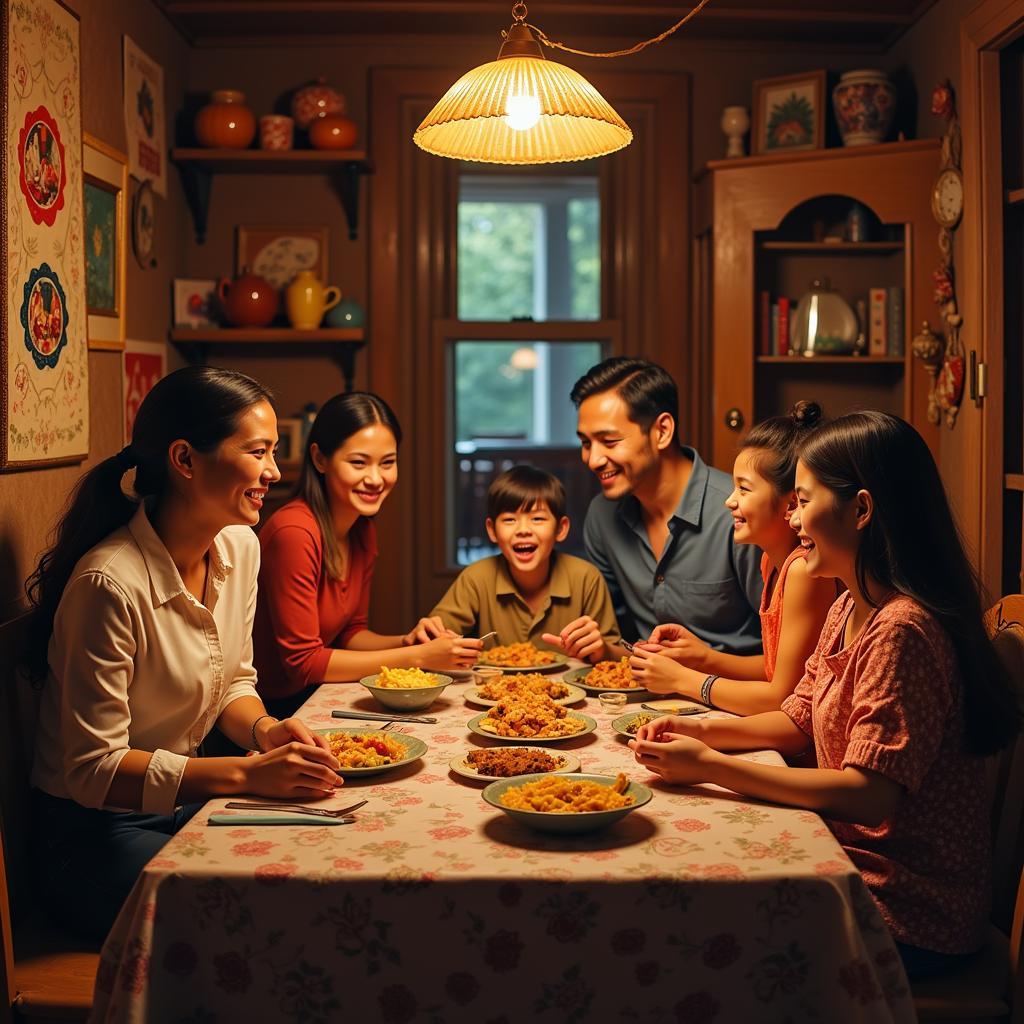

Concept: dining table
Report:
left=90, top=668, right=915, bottom=1024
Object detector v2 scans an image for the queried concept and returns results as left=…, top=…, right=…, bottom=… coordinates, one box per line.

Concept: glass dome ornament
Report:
left=790, top=279, right=859, bottom=356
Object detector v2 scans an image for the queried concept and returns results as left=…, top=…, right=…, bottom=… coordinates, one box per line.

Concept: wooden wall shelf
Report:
left=1007, top=187, right=1024, bottom=206
left=171, top=148, right=374, bottom=243
left=756, top=355, right=905, bottom=365
left=758, top=241, right=904, bottom=253
left=169, top=328, right=366, bottom=391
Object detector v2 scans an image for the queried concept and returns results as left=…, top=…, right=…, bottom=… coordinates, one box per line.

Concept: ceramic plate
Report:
left=475, top=652, right=570, bottom=674
left=449, top=747, right=580, bottom=782
left=562, top=665, right=649, bottom=700
left=610, top=710, right=660, bottom=739
left=464, top=682, right=586, bottom=707
left=315, top=728, right=427, bottom=777
left=466, top=711, right=597, bottom=745
left=482, top=773, right=653, bottom=834
left=358, top=672, right=454, bottom=712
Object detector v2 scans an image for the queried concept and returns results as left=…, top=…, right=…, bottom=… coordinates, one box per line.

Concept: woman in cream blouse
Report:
left=25, top=366, right=341, bottom=939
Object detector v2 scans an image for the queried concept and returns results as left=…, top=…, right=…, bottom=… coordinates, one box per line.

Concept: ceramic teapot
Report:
left=217, top=270, right=278, bottom=327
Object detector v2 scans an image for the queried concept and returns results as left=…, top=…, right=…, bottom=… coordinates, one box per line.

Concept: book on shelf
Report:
left=777, top=296, right=790, bottom=357
left=887, top=286, right=904, bottom=356
left=868, top=287, right=888, bottom=356
left=759, top=290, right=771, bottom=356
left=770, top=302, right=779, bottom=355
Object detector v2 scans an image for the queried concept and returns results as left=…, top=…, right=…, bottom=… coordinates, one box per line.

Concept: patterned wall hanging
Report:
left=2, top=0, right=88, bottom=469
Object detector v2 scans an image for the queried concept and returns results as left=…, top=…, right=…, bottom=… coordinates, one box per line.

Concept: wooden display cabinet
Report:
left=694, top=139, right=941, bottom=467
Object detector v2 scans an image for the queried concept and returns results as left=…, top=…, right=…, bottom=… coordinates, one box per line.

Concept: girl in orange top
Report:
left=629, top=401, right=837, bottom=715
left=630, top=412, right=1020, bottom=979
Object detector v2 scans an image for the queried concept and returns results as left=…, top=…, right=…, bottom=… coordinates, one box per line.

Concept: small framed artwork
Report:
left=173, top=278, right=219, bottom=328
left=83, top=134, right=128, bottom=351
left=236, top=225, right=329, bottom=290
left=123, top=339, right=166, bottom=443
left=275, top=416, right=304, bottom=466
left=752, top=71, right=826, bottom=154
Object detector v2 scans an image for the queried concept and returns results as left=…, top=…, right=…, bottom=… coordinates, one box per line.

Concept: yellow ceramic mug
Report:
left=285, top=270, right=341, bottom=329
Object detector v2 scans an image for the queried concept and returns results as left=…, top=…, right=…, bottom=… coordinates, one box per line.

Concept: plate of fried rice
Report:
left=315, top=728, right=428, bottom=777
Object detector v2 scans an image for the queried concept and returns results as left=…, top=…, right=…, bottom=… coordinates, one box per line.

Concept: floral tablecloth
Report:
left=91, top=675, right=914, bottom=1024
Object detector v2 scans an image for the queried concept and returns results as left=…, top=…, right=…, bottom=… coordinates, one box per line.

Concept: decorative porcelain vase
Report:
left=194, top=90, right=256, bottom=149
left=291, top=77, right=346, bottom=130
left=308, top=115, right=358, bottom=150
left=720, top=105, right=750, bottom=158
left=832, top=70, right=896, bottom=147
left=259, top=114, right=294, bottom=151
left=217, top=270, right=278, bottom=327
left=324, top=297, right=365, bottom=328
left=285, top=270, right=341, bottom=329
left=791, top=279, right=859, bottom=356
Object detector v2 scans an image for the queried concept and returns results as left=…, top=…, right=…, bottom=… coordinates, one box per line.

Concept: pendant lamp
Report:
left=414, top=1, right=714, bottom=165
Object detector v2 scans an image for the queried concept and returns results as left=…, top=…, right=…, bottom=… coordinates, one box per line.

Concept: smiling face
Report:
left=576, top=391, right=668, bottom=500
left=792, top=460, right=868, bottom=582
left=189, top=398, right=281, bottom=527
left=313, top=422, right=398, bottom=519
left=725, top=448, right=792, bottom=548
left=486, top=500, right=569, bottom=577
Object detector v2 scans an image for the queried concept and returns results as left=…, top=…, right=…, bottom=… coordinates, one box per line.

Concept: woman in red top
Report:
left=629, top=401, right=837, bottom=715
left=630, top=411, right=1020, bottom=979
left=254, top=393, right=481, bottom=717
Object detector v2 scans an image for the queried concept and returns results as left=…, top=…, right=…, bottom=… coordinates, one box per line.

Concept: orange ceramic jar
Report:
left=195, top=90, right=256, bottom=149
left=308, top=115, right=358, bottom=150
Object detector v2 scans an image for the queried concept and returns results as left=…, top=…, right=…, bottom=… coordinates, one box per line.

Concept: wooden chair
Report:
left=0, top=614, right=97, bottom=1023
left=913, top=595, right=1024, bottom=1023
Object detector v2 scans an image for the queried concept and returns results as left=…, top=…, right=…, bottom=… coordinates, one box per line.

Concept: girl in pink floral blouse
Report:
left=631, top=411, right=1020, bottom=980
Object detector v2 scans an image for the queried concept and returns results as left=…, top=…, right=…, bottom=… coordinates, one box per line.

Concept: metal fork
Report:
left=223, top=799, right=369, bottom=818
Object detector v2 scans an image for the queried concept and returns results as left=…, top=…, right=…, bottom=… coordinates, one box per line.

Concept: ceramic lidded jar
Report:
left=285, top=270, right=341, bottom=329
left=791, top=279, right=859, bottom=356
left=194, top=90, right=256, bottom=149
left=324, top=297, right=365, bottom=329
left=308, top=115, right=358, bottom=150
left=217, top=270, right=278, bottom=327
left=291, top=77, right=346, bottom=130
left=832, top=70, right=896, bottom=147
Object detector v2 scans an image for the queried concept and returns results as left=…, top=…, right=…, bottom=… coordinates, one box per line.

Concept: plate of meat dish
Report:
left=465, top=672, right=585, bottom=707
left=467, top=694, right=596, bottom=744
left=563, top=658, right=649, bottom=700
left=476, top=642, right=569, bottom=673
left=449, top=747, right=581, bottom=782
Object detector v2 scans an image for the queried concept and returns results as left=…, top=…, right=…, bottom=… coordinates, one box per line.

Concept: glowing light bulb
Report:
left=504, top=93, right=541, bottom=131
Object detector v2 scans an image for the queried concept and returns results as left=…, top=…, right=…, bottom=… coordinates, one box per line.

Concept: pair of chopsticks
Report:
left=331, top=709, right=437, bottom=724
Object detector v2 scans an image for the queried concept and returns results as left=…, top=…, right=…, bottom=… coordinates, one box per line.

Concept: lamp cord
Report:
left=508, top=0, right=716, bottom=59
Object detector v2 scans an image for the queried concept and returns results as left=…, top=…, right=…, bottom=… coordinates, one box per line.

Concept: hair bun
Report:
left=790, top=400, right=822, bottom=430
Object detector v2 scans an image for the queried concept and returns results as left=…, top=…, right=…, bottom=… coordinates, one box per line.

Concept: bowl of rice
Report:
left=482, top=772, right=652, bottom=834
left=359, top=667, right=455, bottom=711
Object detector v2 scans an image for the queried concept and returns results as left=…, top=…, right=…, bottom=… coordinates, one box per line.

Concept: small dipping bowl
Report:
left=473, top=667, right=504, bottom=687
left=598, top=691, right=628, bottom=713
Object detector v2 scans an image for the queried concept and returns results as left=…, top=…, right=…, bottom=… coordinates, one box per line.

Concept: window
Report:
left=450, top=173, right=605, bottom=565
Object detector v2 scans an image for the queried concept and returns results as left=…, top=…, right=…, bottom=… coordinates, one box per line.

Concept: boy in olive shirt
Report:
left=428, top=466, right=623, bottom=662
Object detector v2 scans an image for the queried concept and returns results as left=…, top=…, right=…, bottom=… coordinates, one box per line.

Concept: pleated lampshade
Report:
left=414, top=25, right=632, bottom=165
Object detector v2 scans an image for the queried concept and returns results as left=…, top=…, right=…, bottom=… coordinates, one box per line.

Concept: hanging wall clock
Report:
left=131, top=178, right=156, bottom=269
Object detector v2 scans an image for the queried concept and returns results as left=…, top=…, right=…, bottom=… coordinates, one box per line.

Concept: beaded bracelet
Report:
left=699, top=674, right=720, bottom=708
left=250, top=714, right=275, bottom=751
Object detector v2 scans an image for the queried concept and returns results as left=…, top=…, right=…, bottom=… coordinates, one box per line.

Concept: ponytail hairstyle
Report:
left=740, top=399, right=824, bottom=496
left=23, top=365, right=273, bottom=681
left=798, top=410, right=1021, bottom=756
left=294, top=392, right=402, bottom=581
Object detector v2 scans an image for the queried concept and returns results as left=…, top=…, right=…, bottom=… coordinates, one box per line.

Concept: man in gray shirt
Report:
left=571, top=357, right=763, bottom=654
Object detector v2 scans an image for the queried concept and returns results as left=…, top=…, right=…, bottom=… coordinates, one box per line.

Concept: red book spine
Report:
left=777, top=296, right=790, bottom=356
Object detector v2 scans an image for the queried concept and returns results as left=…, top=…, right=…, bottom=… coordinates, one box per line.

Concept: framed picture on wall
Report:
left=236, top=225, right=329, bottom=290
left=752, top=71, right=826, bottom=154
left=275, top=416, right=304, bottom=466
left=172, top=278, right=219, bottom=328
left=83, top=134, right=127, bottom=351
left=2, top=0, right=89, bottom=470
left=123, top=339, right=166, bottom=443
